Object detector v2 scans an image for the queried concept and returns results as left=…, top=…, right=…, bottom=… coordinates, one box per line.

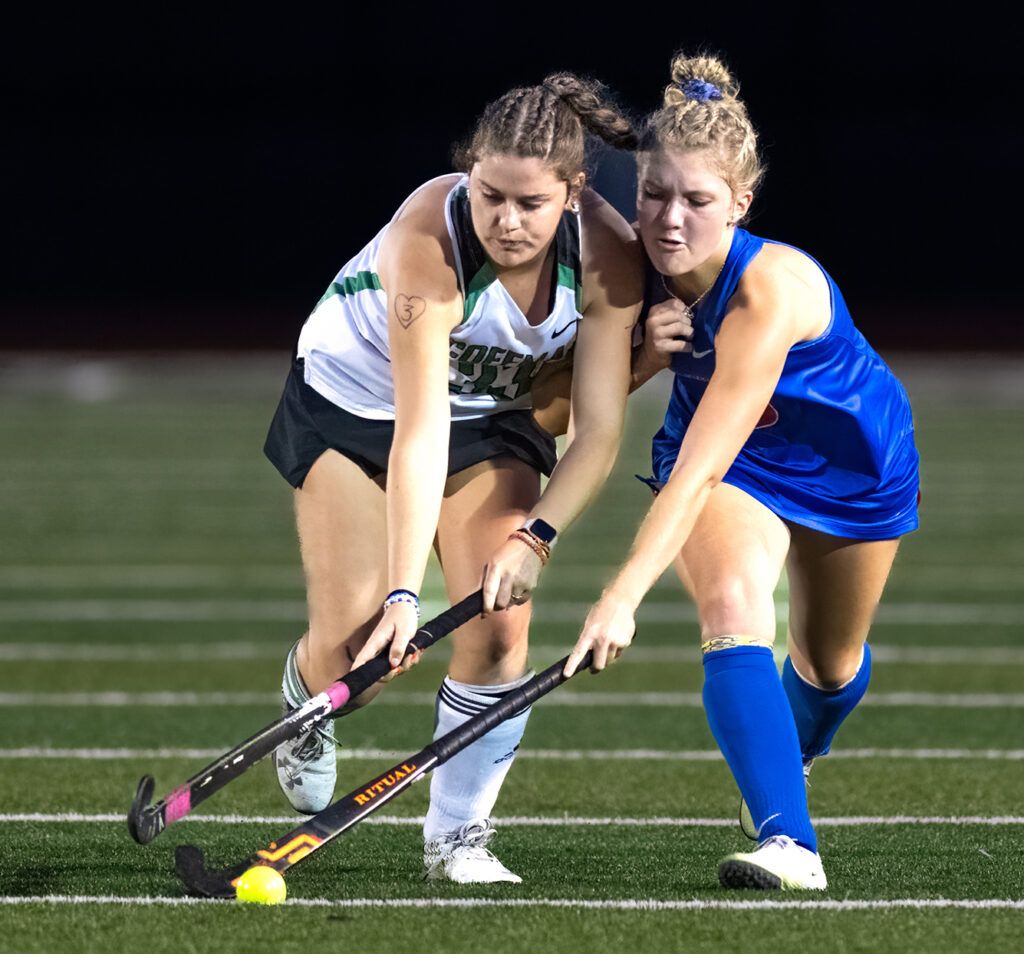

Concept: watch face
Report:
left=525, top=518, right=557, bottom=545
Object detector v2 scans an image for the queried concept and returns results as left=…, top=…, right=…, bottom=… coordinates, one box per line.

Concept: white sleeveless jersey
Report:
left=296, top=175, right=583, bottom=421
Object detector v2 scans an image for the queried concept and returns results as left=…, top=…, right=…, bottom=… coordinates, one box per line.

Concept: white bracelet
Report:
left=383, top=589, right=420, bottom=617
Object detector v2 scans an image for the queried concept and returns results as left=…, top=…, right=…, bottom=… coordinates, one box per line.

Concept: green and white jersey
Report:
left=296, top=174, right=583, bottom=421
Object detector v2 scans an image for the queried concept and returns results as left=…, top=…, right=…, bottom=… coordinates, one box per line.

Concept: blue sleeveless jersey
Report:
left=650, top=228, right=919, bottom=539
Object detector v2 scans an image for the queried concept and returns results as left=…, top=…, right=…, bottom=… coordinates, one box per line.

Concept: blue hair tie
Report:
left=679, top=79, right=723, bottom=103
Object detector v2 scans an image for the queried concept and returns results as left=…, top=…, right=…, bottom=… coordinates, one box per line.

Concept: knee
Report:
left=477, top=611, right=529, bottom=664
left=698, top=574, right=775, bottom=641
left=304, top=616, right=378, bottom=676
left=451, top=608, right=530, bottom=679
left=344, top=681, right=384, bottom=711
left=793, top=645, right=865, bottom=690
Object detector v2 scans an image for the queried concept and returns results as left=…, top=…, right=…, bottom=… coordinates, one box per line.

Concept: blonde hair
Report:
left=640, top=53, right=764, bottom=202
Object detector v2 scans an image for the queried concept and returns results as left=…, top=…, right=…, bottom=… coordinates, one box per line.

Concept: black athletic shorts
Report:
left=264, top=358, right=558, bottom=488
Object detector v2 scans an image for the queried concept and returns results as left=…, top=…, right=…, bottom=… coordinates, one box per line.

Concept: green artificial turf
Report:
left=1, top=354, right=1021, bottom=953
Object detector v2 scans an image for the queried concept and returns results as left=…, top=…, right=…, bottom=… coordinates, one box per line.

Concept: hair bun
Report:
left=678, top=79, right=723, bottom=103
left=638, top=49, right=764, bottom=209
left=664, top=54, right=738, bottom=108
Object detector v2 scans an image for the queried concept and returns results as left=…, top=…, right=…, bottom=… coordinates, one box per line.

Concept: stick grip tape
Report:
left=431, top=651, right=592, bottom=764
left=336, top=589, right=483, bottom=702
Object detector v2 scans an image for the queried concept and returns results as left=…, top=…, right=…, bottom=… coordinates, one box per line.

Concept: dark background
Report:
left=4, top=3, right=1020, bottom=351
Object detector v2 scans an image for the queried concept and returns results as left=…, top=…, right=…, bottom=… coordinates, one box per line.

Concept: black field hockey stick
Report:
left=127, top=589, right=483, bottom=846
left=174, top=648, right=594, bottom=897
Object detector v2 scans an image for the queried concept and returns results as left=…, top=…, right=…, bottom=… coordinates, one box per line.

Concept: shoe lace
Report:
left=286, top=722, right=334, bottom=774
left=455, top=818, right=497, bottom=849
left=758, top=834, right=795, bottom=852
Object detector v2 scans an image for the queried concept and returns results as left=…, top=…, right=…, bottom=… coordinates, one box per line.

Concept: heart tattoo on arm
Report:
left=395, top=294, right=427, bottom=329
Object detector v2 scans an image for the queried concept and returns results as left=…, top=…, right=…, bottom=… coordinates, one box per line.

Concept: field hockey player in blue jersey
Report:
left=262, top=75, right=643, bottom=883
left=566, top=52, right=920, bottom=890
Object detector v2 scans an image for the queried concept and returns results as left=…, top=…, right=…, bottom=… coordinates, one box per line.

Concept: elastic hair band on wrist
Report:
left=384, top=589, right=420, bottom=617
left=508, top=529, right=550, bottom=566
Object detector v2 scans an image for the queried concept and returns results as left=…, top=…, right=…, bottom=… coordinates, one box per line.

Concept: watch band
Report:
left=522, top=517, right=558, bottom=547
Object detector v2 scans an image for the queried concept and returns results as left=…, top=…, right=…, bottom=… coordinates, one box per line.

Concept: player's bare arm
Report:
left=531, top=189, right=642, bottom=529
left=353, top=185, right=462, bottom=669
left=566, top=266, right=808, bottom=674
left=480, top=190, right=642, bottom=614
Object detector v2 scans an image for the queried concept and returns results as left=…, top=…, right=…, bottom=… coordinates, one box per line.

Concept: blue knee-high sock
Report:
left=703, top=646, right=817, bottom=852
left=782, top=644, right=871, bottom=763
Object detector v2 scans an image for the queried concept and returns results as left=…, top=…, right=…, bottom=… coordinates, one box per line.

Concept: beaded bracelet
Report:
left=508, top=529, right=550, bottom=566
left=384, top=589, right=420, bottom=617
left=518, top=525, right=554, bottom=560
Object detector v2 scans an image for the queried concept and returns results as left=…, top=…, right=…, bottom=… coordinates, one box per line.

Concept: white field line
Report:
left=868, top=646, right=1024, bottom=664
left=5, top=456, right=1024, bottom=479
left=0, top=461, right=259, bottom=478
left=2, top=812, right=1022, bottom=828
left=0, top=643, right=285, bottom=662
left=10, top=465, right=1024, bottom=490
left=10, top=468, right=1024, bottom=494
left=0, top=599, right=1022, bottom=625
left=2, top=747, right=1023, bottom=762
left=4, top=563, right=1023, bottom=591
left=2, top=690, right=1023, bottom=707
left=1, top=895, right=1023, bottom=910
left=3, top=642, right=1024, bottom=665
left=0, top=566, right=302, bottom=588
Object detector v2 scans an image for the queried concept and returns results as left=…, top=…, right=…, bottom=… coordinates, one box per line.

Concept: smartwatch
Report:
left=522, top=517, right=558, bottom=548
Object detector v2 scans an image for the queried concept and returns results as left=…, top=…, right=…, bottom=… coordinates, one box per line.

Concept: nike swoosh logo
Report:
left=551, top=319, right=578, bottom=339
left=691, top=348, right=713, bottom=359
left=756, top=812, right=782, bottom=837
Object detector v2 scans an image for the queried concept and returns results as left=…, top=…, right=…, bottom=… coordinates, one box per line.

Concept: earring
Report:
left=571, top=201, right=580, bottom=213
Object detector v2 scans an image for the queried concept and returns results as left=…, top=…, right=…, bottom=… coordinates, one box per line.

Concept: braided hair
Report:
left=455, top=73, right=636, bottom=183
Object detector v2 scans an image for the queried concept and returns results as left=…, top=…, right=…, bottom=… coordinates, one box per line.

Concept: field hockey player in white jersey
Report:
left=263, top=74, right=643, bottom=883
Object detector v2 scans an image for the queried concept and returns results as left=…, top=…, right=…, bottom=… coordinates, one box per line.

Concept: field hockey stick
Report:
left=174, top=648, right=594, bottom=898
left=127, top=589, right=483, bottom=846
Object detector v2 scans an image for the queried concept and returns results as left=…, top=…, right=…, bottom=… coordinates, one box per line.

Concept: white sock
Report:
left=423, top=673, right=533, bottom=842
left=282, top=640, right=310, bottom=708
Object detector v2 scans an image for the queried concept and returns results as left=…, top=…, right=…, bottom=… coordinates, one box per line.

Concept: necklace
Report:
left=661, top=257, right=726, bottom=317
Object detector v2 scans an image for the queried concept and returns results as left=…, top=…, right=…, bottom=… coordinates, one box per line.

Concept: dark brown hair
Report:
left=455, top=73, right=637, bottom=182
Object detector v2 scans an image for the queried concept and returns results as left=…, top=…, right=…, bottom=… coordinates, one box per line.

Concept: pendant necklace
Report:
left=661, top=256, right=726, bottom=321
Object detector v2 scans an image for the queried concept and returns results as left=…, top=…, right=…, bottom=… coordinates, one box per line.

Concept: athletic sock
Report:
left=423, top=673, right=533, bottom=842
left=783, top=643, right=872, bottom=763
left=702, top=645, right=817, bottom=852
left=282, top=639, right=311, bottom=708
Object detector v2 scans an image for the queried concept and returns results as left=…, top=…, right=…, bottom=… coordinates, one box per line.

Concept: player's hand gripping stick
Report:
left=127, top=590, right=483, bottom=845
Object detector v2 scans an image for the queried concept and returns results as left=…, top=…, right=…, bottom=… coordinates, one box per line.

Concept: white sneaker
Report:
left=423, top=819, right=522, bottom=884
left=739, top=759, right=815, bottom=840
left=718, top=834, right=827, bottom=890
left=273, top=716, right=336, bottom=814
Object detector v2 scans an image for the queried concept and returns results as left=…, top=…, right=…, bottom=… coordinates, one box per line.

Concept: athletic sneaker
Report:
left=272, top=715, right=337, bottom=814
left=718, top=834, right=827, bottom=890
left=423, top=818, right=522, bottom=884
left=739, top=758, right=815, bottom=840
